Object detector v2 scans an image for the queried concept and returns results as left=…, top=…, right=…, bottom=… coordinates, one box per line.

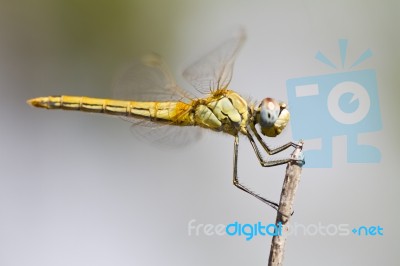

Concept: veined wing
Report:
left=112, top=53, right=201, bottom=147
left=182, top=29, right=246, bottom=94
left=113, top=53, right=194, bottom=102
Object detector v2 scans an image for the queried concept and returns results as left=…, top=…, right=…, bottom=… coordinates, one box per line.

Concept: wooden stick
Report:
left=268, top=141, right=304, bottom=266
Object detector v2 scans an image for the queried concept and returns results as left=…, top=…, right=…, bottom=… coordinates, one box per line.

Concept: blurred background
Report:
left=0, top=0, right=399, bottom=265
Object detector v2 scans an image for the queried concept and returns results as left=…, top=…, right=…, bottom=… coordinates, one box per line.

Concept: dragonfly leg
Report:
left=249, top=123, right=301, bottom=155
left=233, top=135, right=279, bottom=210
left=247, top=125, right=304, bottom=167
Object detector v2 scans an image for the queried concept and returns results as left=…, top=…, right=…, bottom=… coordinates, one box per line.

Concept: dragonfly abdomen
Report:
left=27, top=95, right=195, bottom=125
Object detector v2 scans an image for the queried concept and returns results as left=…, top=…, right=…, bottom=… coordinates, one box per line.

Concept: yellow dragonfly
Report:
left=27, top=30, right=304, bottom=211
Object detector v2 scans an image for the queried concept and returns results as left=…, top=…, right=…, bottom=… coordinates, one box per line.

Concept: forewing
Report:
left=182, top=29, right=246, bottom=93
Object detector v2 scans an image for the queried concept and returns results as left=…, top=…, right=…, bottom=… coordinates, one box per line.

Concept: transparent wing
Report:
left=125, top=119, right=203, bottom=148
left=113, top=53, right=194, bottom=102
left=112, top=53, right=202, bottom=147
left=182, top=29, right=246, bottom=93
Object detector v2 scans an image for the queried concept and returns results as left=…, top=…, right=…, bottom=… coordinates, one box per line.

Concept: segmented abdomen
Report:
left=27, top=95, right=194, bottom=125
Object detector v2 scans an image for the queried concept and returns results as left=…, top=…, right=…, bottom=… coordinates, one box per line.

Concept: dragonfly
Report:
left=27, top=30, right=304, bottom=211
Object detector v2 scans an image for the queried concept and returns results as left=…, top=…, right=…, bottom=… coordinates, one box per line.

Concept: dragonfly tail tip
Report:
left=27, top=97, right=47, bottom=109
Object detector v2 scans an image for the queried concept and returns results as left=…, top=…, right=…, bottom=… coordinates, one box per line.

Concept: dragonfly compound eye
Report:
left=259, top=98, right=280, bottom=127
left=258, top=98, right=290, bottom=137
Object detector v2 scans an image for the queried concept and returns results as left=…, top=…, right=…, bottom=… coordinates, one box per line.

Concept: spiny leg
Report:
left=246, top=132, right=292, bottom=167
left=247, top=125, right=304, bottom=167
left=249, top=123, right=300, bottom=155
left=232, top=135, right=279, bottom=210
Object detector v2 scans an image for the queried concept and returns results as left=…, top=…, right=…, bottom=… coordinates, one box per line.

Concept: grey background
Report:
left=1, top=0, right=399, bottom=265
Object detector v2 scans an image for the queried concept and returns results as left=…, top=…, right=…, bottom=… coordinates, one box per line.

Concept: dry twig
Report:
left=268, top=141, right=304, bottom=266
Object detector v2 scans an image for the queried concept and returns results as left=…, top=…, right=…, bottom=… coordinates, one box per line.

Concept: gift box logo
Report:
left=287, top=40, right=382, bottom=168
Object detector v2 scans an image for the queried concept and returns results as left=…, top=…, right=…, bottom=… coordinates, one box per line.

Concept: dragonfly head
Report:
left=255, top=98, right=290, bottom=137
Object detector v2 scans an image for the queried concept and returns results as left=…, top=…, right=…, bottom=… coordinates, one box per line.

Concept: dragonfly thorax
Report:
left=193, top=90, right=249, bottom=135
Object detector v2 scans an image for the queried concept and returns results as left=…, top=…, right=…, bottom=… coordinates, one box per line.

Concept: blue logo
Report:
left=287, top=39, right=382, bottom=167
